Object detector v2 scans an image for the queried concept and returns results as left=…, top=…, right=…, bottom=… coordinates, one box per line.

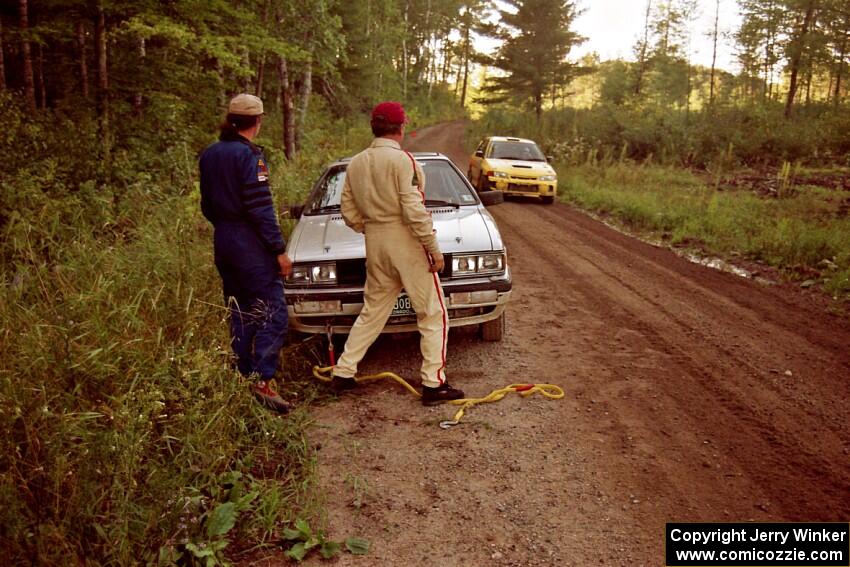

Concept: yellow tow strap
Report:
left=312, top=366, right=564, bottom=429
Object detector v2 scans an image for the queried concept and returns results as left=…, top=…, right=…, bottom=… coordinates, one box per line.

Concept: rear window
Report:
left=304, top=159, right=479, bottom=214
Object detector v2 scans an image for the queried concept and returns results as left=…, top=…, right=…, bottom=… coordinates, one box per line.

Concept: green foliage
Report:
left=470, top=102, right=850, bottom=169
left=281, top=517, right=368, bottom=562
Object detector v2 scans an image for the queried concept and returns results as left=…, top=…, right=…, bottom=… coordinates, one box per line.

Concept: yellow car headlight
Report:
left=539, top=175, right=556, bottom=182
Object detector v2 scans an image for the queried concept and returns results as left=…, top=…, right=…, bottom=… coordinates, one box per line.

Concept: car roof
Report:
left=487, top=136, right=538, bottom=144
left=331, top=151, right=446, bottom=166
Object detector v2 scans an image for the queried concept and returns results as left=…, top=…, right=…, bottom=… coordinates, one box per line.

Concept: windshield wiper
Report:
left=424, top=199, right=460, bottom=208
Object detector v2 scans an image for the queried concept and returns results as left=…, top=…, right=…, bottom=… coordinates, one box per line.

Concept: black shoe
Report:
left=421, top=383, right=465, bottom=406
left=330, top=375, right=358, bottom=394
left=252, top=380, right=292, bottom=414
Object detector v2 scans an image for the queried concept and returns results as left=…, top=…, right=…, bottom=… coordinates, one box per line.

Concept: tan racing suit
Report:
left=333, top=137, right=448, bottom=387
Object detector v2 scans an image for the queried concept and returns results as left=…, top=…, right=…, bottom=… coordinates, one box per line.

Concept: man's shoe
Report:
left=421, top=383, right=465, bottom=406
left=330, top=375, right=358, bottom=394
left=252, top=380, right=292, bottom=413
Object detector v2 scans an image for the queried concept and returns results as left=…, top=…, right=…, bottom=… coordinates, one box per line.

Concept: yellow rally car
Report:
left=467, top=136, right=557, bottom=204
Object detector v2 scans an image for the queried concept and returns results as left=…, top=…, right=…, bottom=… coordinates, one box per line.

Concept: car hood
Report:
left=485, top=158, right=555, bottom=176
left=287, top=206, right=501, bottom=263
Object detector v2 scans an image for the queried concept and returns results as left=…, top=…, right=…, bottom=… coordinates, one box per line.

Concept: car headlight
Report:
left=492, top=171, right=509, bottom=178
left=539, top=175, right=556, bottom=182
left=452, top=253, right=505, bottom=276
left=287, top=265, right=311, bottom=285
left=286, top=262, right=337, bottom=285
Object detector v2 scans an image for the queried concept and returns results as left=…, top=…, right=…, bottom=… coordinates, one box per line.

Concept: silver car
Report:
left=284, top=152, right=511, bottom=341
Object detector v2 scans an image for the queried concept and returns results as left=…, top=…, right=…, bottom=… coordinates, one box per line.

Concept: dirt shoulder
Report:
left=256, top=120, right=850, bottom=566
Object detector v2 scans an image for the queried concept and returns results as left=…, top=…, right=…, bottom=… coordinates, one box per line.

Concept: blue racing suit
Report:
left=199, top=134, right=288, bottom=380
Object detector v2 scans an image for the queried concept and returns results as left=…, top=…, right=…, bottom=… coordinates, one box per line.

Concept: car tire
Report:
left=541, top=196, right=555, bottom=205
left=476, top=174, right=490, bottom=193
left=480, top=312, right=505, bottom=341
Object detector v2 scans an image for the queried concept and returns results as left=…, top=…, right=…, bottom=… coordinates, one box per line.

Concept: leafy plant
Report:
left=282, top=518, right=369, bottom=562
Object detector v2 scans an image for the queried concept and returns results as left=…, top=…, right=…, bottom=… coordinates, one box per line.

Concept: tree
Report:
left=634, top=0, right=653, bottom=95
left=19, top=0, right=36, bottom=111
left=480, top=0, right=584, bottom=120
left=0, top=16, right=6, bottom=91
left=784, top=0, right=819, bottom=117
left=709, top=0, right=720, bottom=105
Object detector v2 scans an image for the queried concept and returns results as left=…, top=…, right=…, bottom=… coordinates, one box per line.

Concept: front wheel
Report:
left=476, top=174, right=491, bottom=193
left=480, top=312, right=505, bottom=341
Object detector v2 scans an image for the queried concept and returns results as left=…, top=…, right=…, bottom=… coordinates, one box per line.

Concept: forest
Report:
left=1, top=0, right=848, bottom=564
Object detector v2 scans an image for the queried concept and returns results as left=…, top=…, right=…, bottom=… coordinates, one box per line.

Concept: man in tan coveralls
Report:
left=331, top=102, right=465, bottom=405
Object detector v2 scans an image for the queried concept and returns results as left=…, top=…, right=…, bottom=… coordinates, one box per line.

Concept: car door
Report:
left=468, top=138, right=487, bottom=185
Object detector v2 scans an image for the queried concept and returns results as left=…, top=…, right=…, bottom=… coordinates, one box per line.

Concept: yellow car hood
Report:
left=484, top=158, right=555, bottom=177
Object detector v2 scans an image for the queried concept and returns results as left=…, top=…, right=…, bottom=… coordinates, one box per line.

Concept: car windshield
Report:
left=305, top=159, right=479, bottom=214
left=489, top=140, right=546, bottom=161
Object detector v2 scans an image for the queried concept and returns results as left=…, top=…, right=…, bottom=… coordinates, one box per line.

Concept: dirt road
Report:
left=270, top=120, right=850, bottom=566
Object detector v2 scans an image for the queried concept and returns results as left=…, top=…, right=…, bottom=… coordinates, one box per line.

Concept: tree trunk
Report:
left=278, top=57, right=295, bottom=160
left=36, top=42, right=46, bottom=109
left=634, top=0, right=652, bottom=95
left=785, top=0, right=816, bottom=118
left=402, top=1, right=409, bottom=98
left=77, top=21, right=89, bottom=98
left=256, top=56, right=265, bottom=96
left=834, top=21, right=848, bottom=106
left=0, top=17, right=6, bottom=91
left=709, top=0, right=719, bottom=106
left=294, top=62, right=311, bottom=152
left=460, top=13, right=471, bottom=108
left=133, top=37, right=145, bottom=112
left=19, top=0, right=36, bottom=111
left=95, top=2, right=111, bottom=165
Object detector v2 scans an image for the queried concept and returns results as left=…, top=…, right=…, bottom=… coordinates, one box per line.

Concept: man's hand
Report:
left=429, top=251, right=444, bottom=273
left=277, top=253, right=293, bottom=277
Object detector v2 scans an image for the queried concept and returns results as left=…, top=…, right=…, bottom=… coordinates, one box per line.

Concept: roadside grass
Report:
left=556, top=162, right=850, bottom=298
left=0, top=106, right=372, bottom=565
left=0, top=184, right=328, bottom=565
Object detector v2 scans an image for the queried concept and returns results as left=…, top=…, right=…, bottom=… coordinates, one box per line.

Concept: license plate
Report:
left=391, top=294, right=415, bottom=316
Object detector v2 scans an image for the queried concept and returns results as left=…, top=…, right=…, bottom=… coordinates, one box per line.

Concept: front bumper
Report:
left=286, top=272, right=512, bottom=334
left=490, top=176, right=556, bottom=198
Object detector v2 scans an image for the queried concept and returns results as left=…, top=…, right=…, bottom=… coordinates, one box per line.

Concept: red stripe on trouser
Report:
left=431, top=270, right=448, bottom=384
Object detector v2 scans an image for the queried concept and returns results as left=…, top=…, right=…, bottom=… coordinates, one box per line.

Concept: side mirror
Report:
left=474, top=150, right=484, bottom=158
left=546, top=156, right=554, bottom=163
left=479, top=191, right=504, bottom=206
left=289, top=204, right=304, bottom=219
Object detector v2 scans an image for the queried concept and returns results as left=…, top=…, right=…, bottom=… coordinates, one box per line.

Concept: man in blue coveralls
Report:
left=199, top=94, right=292, bottom=413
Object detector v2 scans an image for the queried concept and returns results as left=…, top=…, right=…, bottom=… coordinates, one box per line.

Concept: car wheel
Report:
left=541, top=196, right=555, bottom=205
left=476, top=174, right=490, bottom=193
left=480, top=312, right=505, bottom=341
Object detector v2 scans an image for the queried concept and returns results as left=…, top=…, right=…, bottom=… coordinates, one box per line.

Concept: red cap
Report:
left=371, top=101, right=407, bottom=125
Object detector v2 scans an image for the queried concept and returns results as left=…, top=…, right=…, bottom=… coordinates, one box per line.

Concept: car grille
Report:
left=336, top=256, right=454, bottom=286
left=508, top=183, right=539, bottom=192
left=510, top=175, right=536, bottom=181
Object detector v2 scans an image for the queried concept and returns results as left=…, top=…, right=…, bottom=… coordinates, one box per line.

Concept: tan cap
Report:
left=228, top=93, right=264, bottom=116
